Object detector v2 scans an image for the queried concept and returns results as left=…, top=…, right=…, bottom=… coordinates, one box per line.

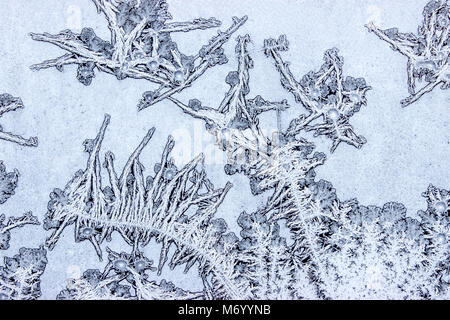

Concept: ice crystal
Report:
left=43, top=114, right=230, bottom=258
left=0, top=161, right=19, bottom=205
left=323, top=185, right=449, bottom=299
left=0, top=246, right=47, bottom=300
left=166, top=35, right=325, bottom=196
left=57, top=247, right=204, bottom=300
left=0, top=162, right=40, bottom=250
left=366, top=0, right=449, bottom=107
left=236, top=183, right=449, bottom=300
left=0, top=212, right=40, bottom=250
left=30, top=0, right=247, bottom=106
left=0, top=94, right=38, bottom=147
left=235, top=210, right=316, bottom=299
left=264, top=35, right=372, bottom=152
left=134, top=33, right=448, bottom=301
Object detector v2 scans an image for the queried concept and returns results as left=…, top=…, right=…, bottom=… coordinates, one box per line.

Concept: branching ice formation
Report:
left=30, top=0, right=247, bottom=107
left=0, top=162, right=40, bottom=250
left=155, top=34, right=449, bottom=300
left=43, top=115, right=263, bottom=300
left=264, top=35, right=372, bottom=152
left=53, top=183, right=449, bottom=300
left=0, top=212, right=40, bottom=250
left=324, top=184, right=449, bottom=299
left=0, top=94, right=38, bottom=147
left=366, top=0, right=449, bottom=107
left=0, top=246, right=47, bottom=300
left=57, top=247, right=204, bottom=300
left=44, top=114, right=231, bottom=257
left=165, top=35, right=325, bottom=196
left=3, top=0, right=446, bottom=301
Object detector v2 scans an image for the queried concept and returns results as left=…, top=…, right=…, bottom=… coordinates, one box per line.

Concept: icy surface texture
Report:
left=30, top=0, right=247, bottom=107
left=0, top=94, right=38, bottom=147
left=264, top=35, right=372, bottom=152
left=324, top=185, right=449, bottom=299
left=0, top=246, right=47, bottom=300
left=367, top=0, right=449, bottom=107
left=0, top=0, right=448, bottom=300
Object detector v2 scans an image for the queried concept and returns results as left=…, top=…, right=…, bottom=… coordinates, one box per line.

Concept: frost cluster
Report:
left=0, top=161, right=40, bottom=251
left=264, top=35, right=372, bottom=152
left=30, top=0, right=247, bottom=107
left=0, top=246, right=47, bottom=300
left=367, top=0, right=449, bottom=106
left=0, top=161, right=19, bottom=205
left=0, top=0, right=447, bottom=301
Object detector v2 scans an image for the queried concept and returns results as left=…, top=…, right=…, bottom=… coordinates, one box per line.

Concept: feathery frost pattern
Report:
left=0, top=246, right=47, bottom=300
left=43, top=114, right=232, bottom=259
left=367, top=0, right=449, bottom=106
left=150, top=33, right=448, bottom=300
left=30, top=0, right=247, bottom=107
left=0, top=0, right=448, bottom=301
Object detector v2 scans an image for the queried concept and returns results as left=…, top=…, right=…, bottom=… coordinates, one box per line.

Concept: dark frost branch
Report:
left=0, top=246, right=47, bottom=300
left=264, top=35, right=372, bottom=152
left=30, top=0, right=247, bottom=107
left=0, top=94, right=38, bottom=147
left=324, top=184, right=449, bottom=299
left=366, top=0, right=449, bottom=107
left=0, top=161, right=19, bottom=205
left=0, top=212, right=40, bottom=250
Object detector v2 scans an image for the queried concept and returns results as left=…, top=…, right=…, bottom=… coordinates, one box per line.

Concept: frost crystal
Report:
left=30, top=0, right=247, bottom=107
left=0, top=94, right=38, bottom=147
left=0, top=212, right=40, bottom=250
left=0, top=162, right=40, bottom=250
left=0, top=161, right=19, bottom=205
left=166, top=35, right=325, bottom=196
left=264, top=35, right=372, bottom=152
left=0, top=246, right=47, bottom=300
left=57, top=247, right=204, bottom=300
left=324, top=185, right=449, bottom=299
left=135, top=33, right=447, bottom=300
left=366, top=0, right=449, bottom=107
left=43, top=114, right=232, bottom=262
